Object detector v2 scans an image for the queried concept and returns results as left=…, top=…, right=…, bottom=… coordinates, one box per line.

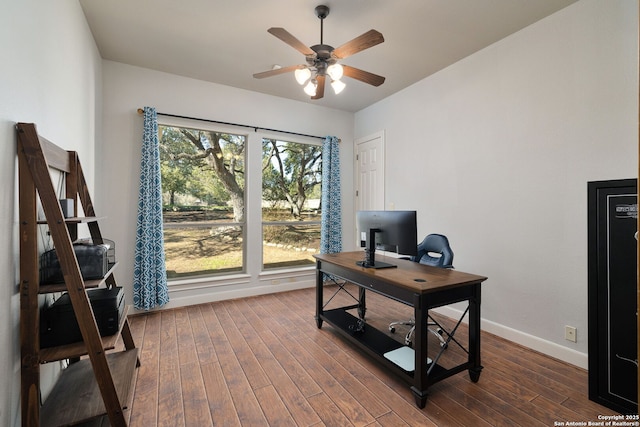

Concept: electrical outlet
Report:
left=565, top=326, right=577, bottom=342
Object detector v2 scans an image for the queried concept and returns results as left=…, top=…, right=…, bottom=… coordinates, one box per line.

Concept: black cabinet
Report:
left=588, top=178, right=637, bottom=414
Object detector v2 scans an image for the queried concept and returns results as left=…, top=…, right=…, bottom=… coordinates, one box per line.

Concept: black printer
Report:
left=39, top=241, right=111, bottom=284
left=40, top=287, right=125, bottom=348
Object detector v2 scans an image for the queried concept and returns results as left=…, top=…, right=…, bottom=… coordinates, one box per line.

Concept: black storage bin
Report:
left=40, top=242, right=109, bottom=284
left=40, top=287, right=125, bottom=348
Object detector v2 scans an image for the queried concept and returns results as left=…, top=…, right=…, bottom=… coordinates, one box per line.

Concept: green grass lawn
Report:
left=163, top=209, right=320, bottom=278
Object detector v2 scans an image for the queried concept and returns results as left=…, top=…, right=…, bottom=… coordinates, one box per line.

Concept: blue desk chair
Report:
left=389, top=233, right=454, bottom=347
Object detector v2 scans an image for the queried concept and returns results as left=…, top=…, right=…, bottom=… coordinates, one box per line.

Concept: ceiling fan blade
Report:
left=268, top=27, right=314, bottom=56
left=342, top=65, right=385, bottom=87
left=312, top=75, right=325, bottom=99
left=332, top=30, right=384, bottom=59
left=253, top=64, right=303, bottom=79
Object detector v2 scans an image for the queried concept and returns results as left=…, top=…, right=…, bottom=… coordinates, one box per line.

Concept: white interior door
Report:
left=355, top=130, right=385, bottom=212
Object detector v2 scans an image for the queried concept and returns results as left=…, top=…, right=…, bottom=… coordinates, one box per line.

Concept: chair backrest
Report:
left=411, top=234, right=454, bottom=268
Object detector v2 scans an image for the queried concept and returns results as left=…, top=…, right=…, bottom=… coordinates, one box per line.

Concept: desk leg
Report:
left=412, top=293, right=429, bottom=408
left=468, top=284, right=483, bottom=382
left=315, top=266, right=323, bottom=329
left=411, top=388, right=428, bottom=409
left=358, top=287, right=366, bottom=319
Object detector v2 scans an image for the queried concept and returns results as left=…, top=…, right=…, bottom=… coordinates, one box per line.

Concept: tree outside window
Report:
left=159, top=125, right=245, bottom=278
left=261, top=138, right=322, bottom=270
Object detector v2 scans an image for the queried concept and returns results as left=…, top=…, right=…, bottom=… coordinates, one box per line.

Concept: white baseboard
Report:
left=161, top=280, right=315, bottom=310
left=434, top=306, right=588, bottom=369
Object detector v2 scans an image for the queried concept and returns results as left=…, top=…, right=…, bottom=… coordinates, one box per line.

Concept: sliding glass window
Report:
left=159, top=124, right=246, bottom=278
left=261, top=138, right=322, bottom=270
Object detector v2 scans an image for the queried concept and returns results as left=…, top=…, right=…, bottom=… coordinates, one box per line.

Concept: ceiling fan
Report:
left=253, top=5, right=385, bottom=100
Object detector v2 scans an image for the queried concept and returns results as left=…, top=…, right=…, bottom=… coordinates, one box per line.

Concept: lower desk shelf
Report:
left=40, top=348, right=139, bottom=427
left=321, top=308, right=451, bottom=384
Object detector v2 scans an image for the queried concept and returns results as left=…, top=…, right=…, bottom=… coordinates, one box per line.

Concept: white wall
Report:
left=98, top=61, right=355, bottom=310
left=355, top=0, right=638, bottom=368
left=0, top=1, right=102, bottom=426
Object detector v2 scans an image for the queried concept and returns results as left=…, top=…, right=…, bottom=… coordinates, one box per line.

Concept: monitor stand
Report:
left=356, top=259, right=397, bottom=269
left=356, top=233, right=398, bottom=269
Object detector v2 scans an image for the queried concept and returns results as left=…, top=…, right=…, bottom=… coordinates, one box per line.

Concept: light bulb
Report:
left=294, top=68, right=311, bottom=85
left=331, top=79, right=346, bottom=94
left=304, top=79, right=317, bottom=96
left=327, top=63, right=344, bottom=80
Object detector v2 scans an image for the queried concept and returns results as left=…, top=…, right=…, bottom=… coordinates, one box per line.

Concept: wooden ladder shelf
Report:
left=17, top=123, right=139, bottom=427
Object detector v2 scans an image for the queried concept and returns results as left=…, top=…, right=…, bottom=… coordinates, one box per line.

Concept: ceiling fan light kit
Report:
left=304, top=79, right=318, bottom=96
left=253, top=4, right=385, bottom=100
left=326, top=63, right=343, bottom=81
left=295, top=67, right=312, bottom=85
left=331, top=78, right=346, bottom=94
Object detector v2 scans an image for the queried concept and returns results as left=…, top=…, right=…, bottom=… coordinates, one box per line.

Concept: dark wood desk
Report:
left=314, top=251, right=488, bottom=408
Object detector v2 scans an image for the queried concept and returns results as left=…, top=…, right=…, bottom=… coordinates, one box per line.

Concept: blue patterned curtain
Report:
left=133, top=107, right=169, bottom=310
left=320, top=136, right=342, bottom=254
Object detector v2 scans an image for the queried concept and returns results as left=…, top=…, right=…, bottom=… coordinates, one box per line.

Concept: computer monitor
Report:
left=356, top=210, right=417, bottom=269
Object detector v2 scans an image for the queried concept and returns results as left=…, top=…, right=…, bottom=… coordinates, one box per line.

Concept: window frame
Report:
left=156, top=116, right=324, bottom=283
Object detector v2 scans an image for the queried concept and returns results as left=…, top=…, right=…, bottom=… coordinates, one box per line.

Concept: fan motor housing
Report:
left=308, top=44, right=337, bottom=75
left=311, top=44, right=334, bottom=60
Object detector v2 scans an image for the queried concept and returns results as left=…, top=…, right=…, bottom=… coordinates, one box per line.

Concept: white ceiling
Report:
left=79, top=0, right=577, bottom=112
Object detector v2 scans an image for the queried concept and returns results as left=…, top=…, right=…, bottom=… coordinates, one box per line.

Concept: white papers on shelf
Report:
left=383, top=346, right=432, bottom=372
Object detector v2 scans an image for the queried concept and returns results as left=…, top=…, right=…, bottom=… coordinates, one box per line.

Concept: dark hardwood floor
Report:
left=124, top=284, right=618, bottom=426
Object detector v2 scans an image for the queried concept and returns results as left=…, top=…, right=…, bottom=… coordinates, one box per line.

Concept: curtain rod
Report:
left=136, top=108, right=333, bottom=141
